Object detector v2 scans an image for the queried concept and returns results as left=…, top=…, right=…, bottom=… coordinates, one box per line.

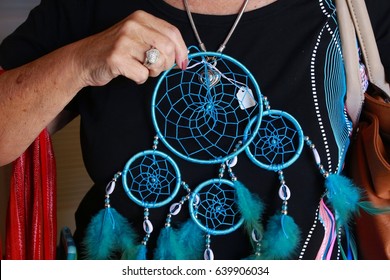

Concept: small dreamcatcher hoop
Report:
left=245, top=109, right=305, bottom=171
left=152, top=51, right=263, bottom=165
left=122, top=150, right=181, bottom=208
left=189, top=178, right=244, bottom=235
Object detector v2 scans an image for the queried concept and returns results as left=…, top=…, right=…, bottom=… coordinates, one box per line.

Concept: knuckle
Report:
left=166, top=24, right=181, bottom=39
left=134, top=68, right=149, bottom=84
left=129, top=10, right=147, bottom=22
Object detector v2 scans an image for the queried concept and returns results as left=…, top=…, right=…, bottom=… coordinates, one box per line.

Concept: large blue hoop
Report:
left=122, top=150, right=181, bottom=208
left=151, top=51, right=263, bottom=165
left=188, top=178, right=244, bottom=236
left=245, top=110, right=305, bottom=171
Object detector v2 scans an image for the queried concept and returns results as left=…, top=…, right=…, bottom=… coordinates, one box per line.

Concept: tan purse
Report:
left=336, top=0, right=390, bottom=259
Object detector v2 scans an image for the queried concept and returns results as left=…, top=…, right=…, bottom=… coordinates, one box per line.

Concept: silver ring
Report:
left=144, top=47, right=160, bottom=67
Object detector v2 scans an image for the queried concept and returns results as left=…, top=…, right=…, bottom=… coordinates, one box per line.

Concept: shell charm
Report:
left=143, top=219, right=154, bottom=234
left=169, top=202, right=182, bottom=216
left=204, top=248, right=215, bottom=260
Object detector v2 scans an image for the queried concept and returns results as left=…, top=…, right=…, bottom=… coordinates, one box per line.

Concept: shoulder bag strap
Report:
left=336, top=0, right=390, bottom=126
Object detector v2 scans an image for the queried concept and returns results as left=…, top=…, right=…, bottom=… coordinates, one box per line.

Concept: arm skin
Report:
left=0, top=11, right=188, bottom=166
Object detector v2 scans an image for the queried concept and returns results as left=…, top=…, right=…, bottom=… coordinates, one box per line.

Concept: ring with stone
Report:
left=144, top=47, right=160, bottom=67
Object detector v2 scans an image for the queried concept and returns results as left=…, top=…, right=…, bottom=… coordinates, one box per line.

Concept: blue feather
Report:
left=83, top=208, right=137, bottom=259
left=358, top=201, right=390, bottom=215
left=324, top=174, right=361, bottom=225
left=121, top=246, right=138, bottom=260
left=260, top=214, right=301, bottom=259
left=234, top=181, right=265, bottom=241
left=325, top=174, right=390, bottom=226
left=154, top=227, right=181, bottom=260
left=176, top=219, right=204, bottom=260
left=136, top=244, right=147, bottom=260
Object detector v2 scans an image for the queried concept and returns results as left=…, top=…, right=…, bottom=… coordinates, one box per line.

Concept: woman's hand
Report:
left=0, top=10, right=188, bottom=165
left=75, top=10, right=188, bottom=86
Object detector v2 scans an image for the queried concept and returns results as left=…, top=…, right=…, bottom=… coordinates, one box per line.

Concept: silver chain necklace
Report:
left=183, top=0, right=249, bottom=53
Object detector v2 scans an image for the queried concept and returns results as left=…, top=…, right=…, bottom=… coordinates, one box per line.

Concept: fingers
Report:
left=79, top=11, right=188, bottom=86
left=123, top=11, right=188, bottom=82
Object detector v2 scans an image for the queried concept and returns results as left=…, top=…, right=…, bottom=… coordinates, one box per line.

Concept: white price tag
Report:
left=236, top=86, right=257, bottom=110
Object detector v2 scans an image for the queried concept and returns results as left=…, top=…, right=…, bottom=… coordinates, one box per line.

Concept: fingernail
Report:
left=181, top=59, right=188, bottom=70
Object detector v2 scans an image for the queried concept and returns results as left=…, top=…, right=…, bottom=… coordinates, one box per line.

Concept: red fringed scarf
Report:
left=1, top=69, right=57, bottom=259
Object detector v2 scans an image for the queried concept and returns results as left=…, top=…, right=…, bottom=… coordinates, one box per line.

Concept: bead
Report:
left=143, top=219, right=153, bottom=234
left=193, top=194, right=200, bottom=206
left=169, top=203, right=182, bottom=215
left=311, top=147, right=321, bottom=165
left=204, top=248, right=214, bottom=260
left=278, top=184, right=291, bottom=200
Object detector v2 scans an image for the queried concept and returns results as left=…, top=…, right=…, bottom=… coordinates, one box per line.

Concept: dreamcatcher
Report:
left=243, top=97, right=390, bottom=260
left=81, top=0, right=389, bottom=260
left=151, top=48, right=264, bottom=260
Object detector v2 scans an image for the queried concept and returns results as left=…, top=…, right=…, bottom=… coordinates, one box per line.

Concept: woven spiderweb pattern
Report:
left=246, top=111, right=304, bottom=171
left=152, top=53, right=262, bottom=164
left=190, top=179, right=243, bottom=235
left=122, top=151, right=181, bottom=208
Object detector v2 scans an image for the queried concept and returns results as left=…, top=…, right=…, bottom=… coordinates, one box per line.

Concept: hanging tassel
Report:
left=118, top=220, right=140, bottom=260
left=121, top=246, right=138, bottom=260
left=175, top=219, right=204, bottom=260
left=325, top=174, right=390, bottom=225
left=324, top=174, right=390, bottom=260
left=154, top=227, right=181, bottom=260
left=260, top=214, right=301, bottom=259
left=315, top=199, right=337, bottom=260
left=234, top=181, right=265, bottom=245
left=136, top=244, right=147, bottom=260
left=83, top=207, right=137, bottom=259
left=324, top=174, right=362, bottom=225
left=338, top=226, right=358, bottom=260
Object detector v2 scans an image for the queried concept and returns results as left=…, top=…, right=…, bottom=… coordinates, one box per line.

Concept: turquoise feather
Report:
left=154, top=227, right=181, bottom=260
left=83, top=208, right=137, bottom=259
left=260, top=214, right=301, bottom=260
left=325, top=174, right=390, bottom=226
left=136, top=244, right=147, bottom=260
left=324, top=174, right=361, bottom=225
left=121, top=246, right=138, bottom=260
left=234, top=181, right=265, bottom=243
left=358, top=201, right=390, bottom=215
left=176, top=219, right=204, bottom=260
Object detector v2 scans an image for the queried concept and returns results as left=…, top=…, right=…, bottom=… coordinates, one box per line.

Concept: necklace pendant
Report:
left=199, top=69, right=221, bottom=87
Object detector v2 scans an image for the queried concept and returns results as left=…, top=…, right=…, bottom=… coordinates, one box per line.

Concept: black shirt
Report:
left=1, top=0, right=389, bottom=259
